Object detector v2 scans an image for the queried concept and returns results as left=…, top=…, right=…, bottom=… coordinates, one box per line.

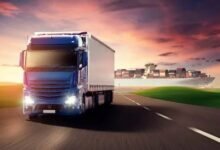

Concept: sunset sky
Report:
left=0, top=0, right=220, bottom=86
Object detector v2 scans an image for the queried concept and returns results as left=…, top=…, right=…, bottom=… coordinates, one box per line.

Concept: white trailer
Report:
left=87, top=35, right=115, bottom=91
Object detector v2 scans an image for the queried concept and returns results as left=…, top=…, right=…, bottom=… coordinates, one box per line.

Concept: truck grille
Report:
left=29, top=80, right=70, bottom=100
left=35, top=104, right=63, bottom=111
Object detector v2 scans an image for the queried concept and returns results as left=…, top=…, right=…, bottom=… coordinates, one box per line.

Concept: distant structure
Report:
left=114, top=63, right=215, bottom=87
left=144, top=63, right=157, bottom=77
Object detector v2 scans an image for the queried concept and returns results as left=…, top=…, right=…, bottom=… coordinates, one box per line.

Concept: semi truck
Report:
left=19, top=31, right=115, bottom=119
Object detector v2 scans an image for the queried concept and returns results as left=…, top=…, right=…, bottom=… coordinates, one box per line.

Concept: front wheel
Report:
left=79, top=94, right=86, bottom=114
left=25, top=114, right=38, bottom=120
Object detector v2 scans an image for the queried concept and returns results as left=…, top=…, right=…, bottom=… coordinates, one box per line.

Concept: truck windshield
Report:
left=25, top=50, right=77, bottom=69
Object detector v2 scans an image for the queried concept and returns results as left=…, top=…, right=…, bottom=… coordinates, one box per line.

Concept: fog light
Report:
left=23, top=96, right=34, bottom=105
left=65, top=96, right=77, bottom=106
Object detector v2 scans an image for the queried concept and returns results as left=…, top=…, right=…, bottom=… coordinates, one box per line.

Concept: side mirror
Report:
left=19, top=50, right=25, bottom=69
left=79, top=51, right=87, bottom=69
left=81, top=51, right=87, bottom=68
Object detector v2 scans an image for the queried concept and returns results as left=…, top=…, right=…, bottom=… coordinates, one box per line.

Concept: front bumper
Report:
left=23, top=100, right=81, bottom=116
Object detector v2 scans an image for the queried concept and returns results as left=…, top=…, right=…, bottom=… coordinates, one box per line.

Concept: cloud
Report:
left=189, top=57, right=206, bottom=61
left=0, top=2, right=20, bottom=16
left=171, top=45, right=183, bottom=48
left=104, top=0, right=158, bottom=12
left=155, top=37, right=173, bottom=43
left=157, top=62, right=177, bottom=66
left=168, top=23, right=203, bottom=36
left=0, top=64, right=19, bottom=67
left=216, top=59, right=220, bottom=62
left=158, top=52, right=177, bottom=57
left=194, top=36, right=220, bottom=49
left=206, top=60, right=210, bottom=63
left=205, top=28, right=220, bottom=36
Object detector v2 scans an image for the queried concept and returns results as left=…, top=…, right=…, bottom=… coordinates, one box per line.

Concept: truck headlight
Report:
left=65, top=96, right=77, bottom=106
left=23, top=96, right=34, bottom=105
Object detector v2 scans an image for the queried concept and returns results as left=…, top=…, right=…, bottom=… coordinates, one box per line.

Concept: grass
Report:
left=0, top=83, right=23, bottom=108
left=135, top=87, right=220, bottom=109
left=205, top=88, right=220, bottom=93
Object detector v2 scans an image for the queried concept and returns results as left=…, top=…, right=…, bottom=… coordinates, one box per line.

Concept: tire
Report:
left=104, top=92, right=109, bottom=105
left=25, top=114, right=37, bottom=120
left=109, top=91, right=113, bottom=104
left=104, top=91, right=113, bottom=105
left=80, top=95, right=86, bottom=114
left=93, top=93, right=99, bottom=108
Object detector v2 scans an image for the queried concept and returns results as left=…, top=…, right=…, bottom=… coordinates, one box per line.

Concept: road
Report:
left=0, top=88, right=220, bottom=150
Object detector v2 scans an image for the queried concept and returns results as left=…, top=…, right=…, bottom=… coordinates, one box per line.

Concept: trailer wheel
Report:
left=104, top=91, right=113, bottom=105
left=104, top=92, right=109, bottom=105
left=109, top=91, right=113, bottom=104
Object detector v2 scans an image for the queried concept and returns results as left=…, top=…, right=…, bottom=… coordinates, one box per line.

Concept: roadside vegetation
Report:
left=135, top=87, right=220, bottom=109
left=1, top=84, right=220, bottom=109
left=0, top=83, right=22, bottom=108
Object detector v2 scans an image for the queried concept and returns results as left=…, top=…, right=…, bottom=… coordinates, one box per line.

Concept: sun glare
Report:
left=0, top=66, right=23, bottom=83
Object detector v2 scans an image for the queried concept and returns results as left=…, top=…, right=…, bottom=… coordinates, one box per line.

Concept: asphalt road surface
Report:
left=0, top=88, right=220, bottom=150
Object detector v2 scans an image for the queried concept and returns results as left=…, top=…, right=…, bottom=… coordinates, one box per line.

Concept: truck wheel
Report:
left=109, top=91, right=113, bottom=104
left=93, top=93, right=99, bottom=108
left=91, top=94, right=96, bottom=109
left=104, top=92, right=109, bottom=105
left=80, top=95, right=86, bottom=114
left=104, top=91, right=113, bottom=105
left=25, top=114, right=37, bottom=120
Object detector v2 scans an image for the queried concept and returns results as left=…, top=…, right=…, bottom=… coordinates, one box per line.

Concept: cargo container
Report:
left=153, top=70, right=160, bottom=78
left=159, top=70, right=168, bottom=78
left=191, top=71, right=201, bottom=77
left=128, top=69, right=135, bottom=78
left=176, top=68, right=186, bottom=78
left=134, top=68, right=145, bottom=78
left=115, top=69, right=123, bottom=78
left=168, top=70, right=176, bottom=78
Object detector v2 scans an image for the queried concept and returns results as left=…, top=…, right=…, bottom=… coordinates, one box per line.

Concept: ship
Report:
left=114, top=63, right=215, bottom=87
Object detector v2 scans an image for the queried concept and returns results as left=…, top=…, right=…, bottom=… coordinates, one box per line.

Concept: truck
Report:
left=19, top=31, right=115, bottom=119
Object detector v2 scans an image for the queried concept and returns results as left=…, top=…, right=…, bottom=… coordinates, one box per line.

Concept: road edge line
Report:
left=188, top=127, right=220, bottom=143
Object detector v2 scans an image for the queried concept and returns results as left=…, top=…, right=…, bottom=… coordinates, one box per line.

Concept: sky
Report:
left=0, top=0, right=220, bottom=86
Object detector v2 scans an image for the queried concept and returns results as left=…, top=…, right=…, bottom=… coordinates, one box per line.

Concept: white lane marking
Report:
left=131, top=100, right=135, bottom=103
left=156, top=112, right=172, bottom=120
left=123, top=96, right=141, bottom=106
left=135, top=102, right=141, bottom=106
left=189, top=127, right=220, bottom=143
left=122, top=96, right=137, bottom=103
left=143, top=106, right=150, bottom=111
left=122, top=95, right=151, bottom=111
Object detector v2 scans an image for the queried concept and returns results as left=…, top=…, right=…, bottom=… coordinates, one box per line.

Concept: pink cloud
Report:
left=0, top=2, right=20, bottom=17
left=0, top=0, right=217, bottom=71
left=27, top=1, right=160, bottom=67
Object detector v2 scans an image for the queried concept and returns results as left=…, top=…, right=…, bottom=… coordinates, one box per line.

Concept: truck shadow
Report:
left=31, top=104, right=169, bottom=132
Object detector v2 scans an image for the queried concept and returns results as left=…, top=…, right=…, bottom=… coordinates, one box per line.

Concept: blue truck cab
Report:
left=20, top=32, right=114, bottom=119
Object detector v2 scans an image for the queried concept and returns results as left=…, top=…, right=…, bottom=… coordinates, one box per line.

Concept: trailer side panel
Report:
left=88, top=35, right=114, bottom=91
